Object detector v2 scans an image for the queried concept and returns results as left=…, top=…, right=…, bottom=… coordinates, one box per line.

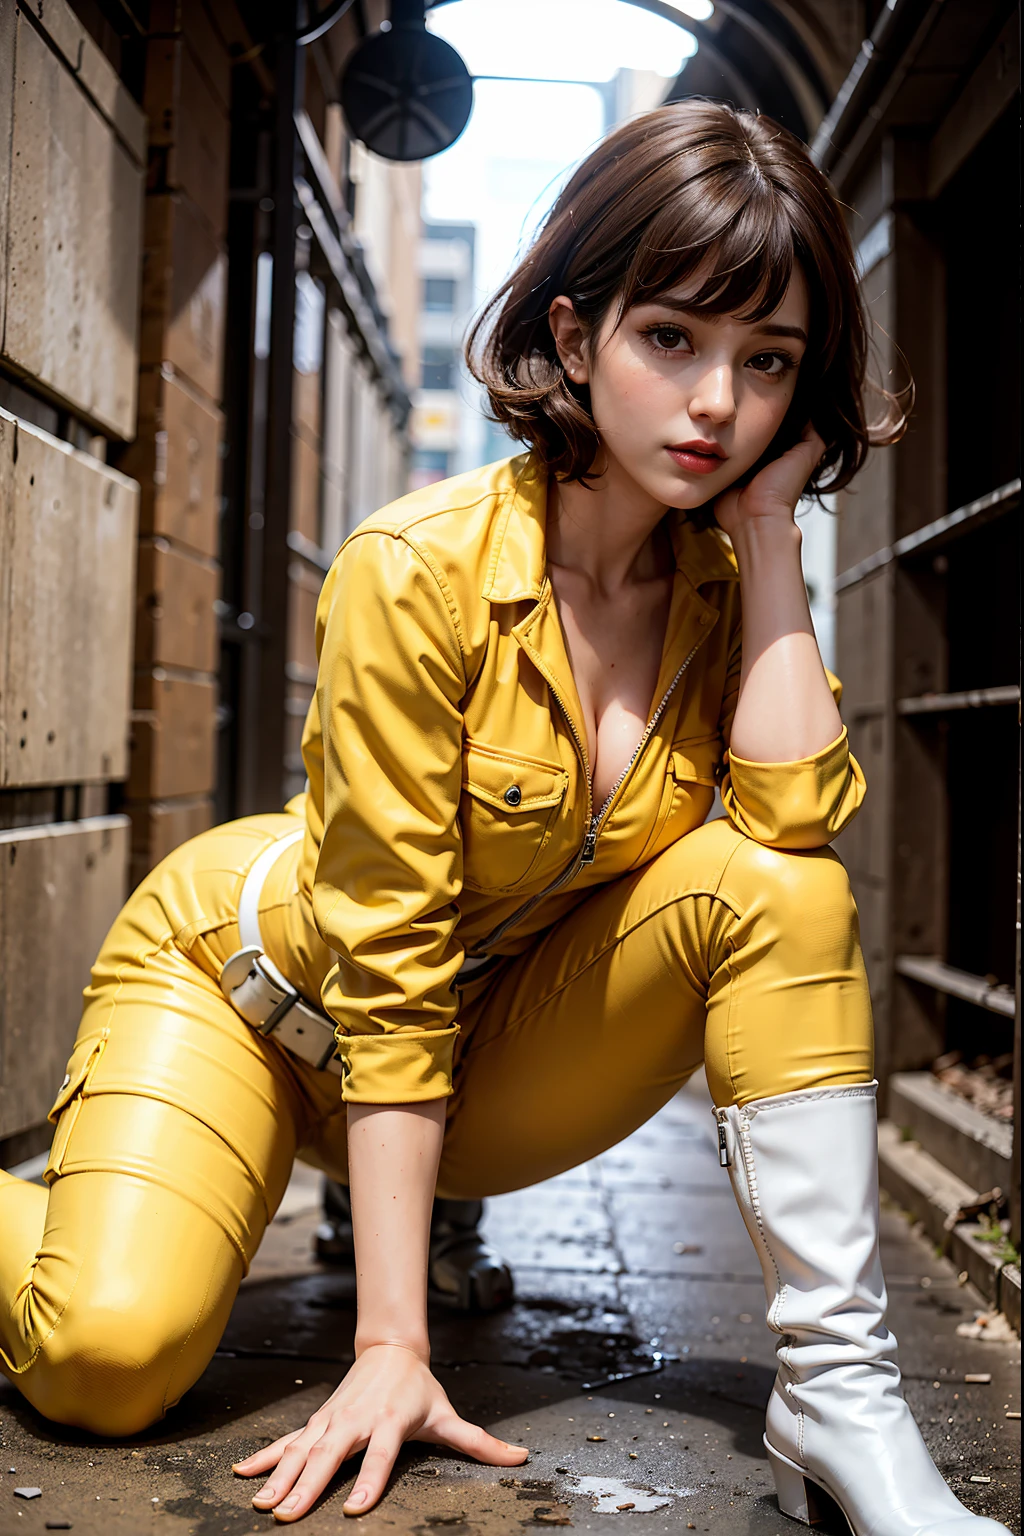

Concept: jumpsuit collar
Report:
left=482, top=452, right=740, bottom=606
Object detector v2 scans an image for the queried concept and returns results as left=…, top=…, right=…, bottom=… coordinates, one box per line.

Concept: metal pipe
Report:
left=897, top=686, right=1021, bottom=715
left=895, top=955, right=1016, bottom=1020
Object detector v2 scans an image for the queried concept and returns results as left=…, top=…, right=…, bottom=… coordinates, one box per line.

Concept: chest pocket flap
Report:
left=669, top=734, right=721, bottom=788
left=460, top=744, right=569, bottom=892
left=462, top=745, right=568, bottom=812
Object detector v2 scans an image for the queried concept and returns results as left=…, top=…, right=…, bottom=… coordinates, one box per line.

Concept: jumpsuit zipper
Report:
left=474, top=627, right=713, bottom=956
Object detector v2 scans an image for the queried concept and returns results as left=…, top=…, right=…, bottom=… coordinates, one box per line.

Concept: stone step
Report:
left=889, top=1070, right=1012, bottom=1197
left=877, top=1120, right=1019, bottom=1330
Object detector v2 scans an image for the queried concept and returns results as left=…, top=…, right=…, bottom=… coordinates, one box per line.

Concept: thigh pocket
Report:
left=460, top=744, right=568, bottom=893
left=45, top=1034, right=107, bottom=1184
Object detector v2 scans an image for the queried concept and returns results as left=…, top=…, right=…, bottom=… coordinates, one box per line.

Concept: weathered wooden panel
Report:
left=120, top=365, right=223, bottom=558
left=136, top=537, right=219, bottom=672
left=19, top=0, right=147, bottom=161
left=0, top=2, right=15, bottom=349
left=0, top=815, right=129, bottom=1139
left=144, top=35, right=230, bottom=239
left=3, top=13, right=144, bottom=439
left=127, top=793, right=212, bottom=884
left=141, top=193, right=227, bottom=403
left=0, top=410, right=12, bottom=777
left=129, top=670, right=216, bottom=799
left=0, top=409, right=138, bottom=787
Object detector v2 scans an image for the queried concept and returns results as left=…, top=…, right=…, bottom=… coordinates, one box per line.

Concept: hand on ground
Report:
left=232, top=1342, right=529, bottom=1521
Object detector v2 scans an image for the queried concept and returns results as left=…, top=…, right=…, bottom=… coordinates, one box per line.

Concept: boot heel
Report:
left=764, top=1439, right=824, bottom=1526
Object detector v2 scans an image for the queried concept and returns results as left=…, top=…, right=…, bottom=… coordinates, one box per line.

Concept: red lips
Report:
left=668, top=439, right=725, bottom=458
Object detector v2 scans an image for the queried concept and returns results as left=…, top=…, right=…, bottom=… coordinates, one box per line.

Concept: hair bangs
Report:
left=621, top=180, right=796, bottom=327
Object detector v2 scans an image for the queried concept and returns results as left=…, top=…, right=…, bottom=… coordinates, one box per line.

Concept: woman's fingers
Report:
left=429, top=1412, right=529, bottom=1466
left=250, top=1427, right=337, bottom=1511
left=343, top=1421, right=406, bottom=1515
left=267, top=1430, right=361, bottom=1523
left=232, top=1428, right=303, bottom=1477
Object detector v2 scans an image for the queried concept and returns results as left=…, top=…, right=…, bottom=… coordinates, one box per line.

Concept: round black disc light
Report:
left=340, top=2, right=473, bottom=162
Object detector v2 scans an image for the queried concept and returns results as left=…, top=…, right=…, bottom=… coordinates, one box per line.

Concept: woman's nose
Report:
left=689, top=366, right=736, bottom=424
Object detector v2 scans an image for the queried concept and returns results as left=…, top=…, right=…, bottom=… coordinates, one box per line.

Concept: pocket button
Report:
left=503, top=784, right=522, bottom=807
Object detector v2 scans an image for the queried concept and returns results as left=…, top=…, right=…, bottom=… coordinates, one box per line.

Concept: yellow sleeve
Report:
left=311, top=530, right=467, bottom=1103
left=717, top=618, right=866, bottom=850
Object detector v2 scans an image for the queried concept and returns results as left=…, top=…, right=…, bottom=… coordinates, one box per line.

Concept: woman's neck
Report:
left=546, top=455, right=674, bottom=594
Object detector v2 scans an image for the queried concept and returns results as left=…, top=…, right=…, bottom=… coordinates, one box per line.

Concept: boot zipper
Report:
left=474, top=628, right=712, bottom=955
left=715, top=1108, right=730, bottom=1167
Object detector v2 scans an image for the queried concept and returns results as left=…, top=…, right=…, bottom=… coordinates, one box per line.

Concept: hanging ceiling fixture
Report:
left=339, top=0, right=474, bottom=161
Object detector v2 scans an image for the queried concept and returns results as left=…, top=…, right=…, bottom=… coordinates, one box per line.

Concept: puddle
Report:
left=507, top=1301, right=671, bottom=1381
left=569, top=1476, right=693, bottom=1514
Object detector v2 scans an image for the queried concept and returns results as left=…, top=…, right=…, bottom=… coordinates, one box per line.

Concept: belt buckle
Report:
left=220, top=946, right=299, bottom=1035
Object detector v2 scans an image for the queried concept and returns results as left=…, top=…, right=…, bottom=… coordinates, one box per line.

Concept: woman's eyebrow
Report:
left=755, top=322, right=808, bottom=343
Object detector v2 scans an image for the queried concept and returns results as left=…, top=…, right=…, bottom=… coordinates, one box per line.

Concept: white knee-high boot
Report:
left=714, top=1082, right=1010, bottom=1535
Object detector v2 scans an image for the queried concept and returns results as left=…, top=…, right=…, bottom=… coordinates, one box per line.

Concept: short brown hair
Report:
left=467, top=100, right=906, bottom=504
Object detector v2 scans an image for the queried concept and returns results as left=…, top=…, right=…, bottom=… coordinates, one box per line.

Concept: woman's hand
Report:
left=232, top=1342, right=528, bottom=1522
left=714, top=422, right=825, bottom=537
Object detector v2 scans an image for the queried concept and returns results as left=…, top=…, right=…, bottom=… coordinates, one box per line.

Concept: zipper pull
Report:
left=716, top=1110, right=731, bottom=1168
left=580, top=823, right=598, bottom=865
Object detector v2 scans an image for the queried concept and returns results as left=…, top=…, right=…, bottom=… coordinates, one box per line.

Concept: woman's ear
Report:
left=548, top=296, right=589, bottom=384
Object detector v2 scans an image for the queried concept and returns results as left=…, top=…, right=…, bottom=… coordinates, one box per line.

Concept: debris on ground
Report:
left=956, top=1311, right=1017, bottom=1341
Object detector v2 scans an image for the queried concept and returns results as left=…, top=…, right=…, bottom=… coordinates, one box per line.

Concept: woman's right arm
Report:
left=234, top=528, right=527, bottom=1520
left=233, top=1102, right=527, bottom=1522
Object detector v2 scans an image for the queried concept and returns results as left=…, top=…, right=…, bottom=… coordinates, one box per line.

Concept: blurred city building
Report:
left=0, top=0, right=1020, bottom=1338
left=410, top=221, right=486, bottom=487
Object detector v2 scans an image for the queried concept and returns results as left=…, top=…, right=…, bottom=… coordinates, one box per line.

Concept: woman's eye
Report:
left=748, top=351, right=794, bottom=377
left=645, top=325, right=687, bottom=352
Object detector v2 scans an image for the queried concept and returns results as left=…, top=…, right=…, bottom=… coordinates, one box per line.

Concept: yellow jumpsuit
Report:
left=0, top=455, right=873, bottom=1436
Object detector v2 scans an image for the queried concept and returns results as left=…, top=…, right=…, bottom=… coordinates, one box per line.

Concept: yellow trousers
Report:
left=0, top=812, right=872, bottom=1436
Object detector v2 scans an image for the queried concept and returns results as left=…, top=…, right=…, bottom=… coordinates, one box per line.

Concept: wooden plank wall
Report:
left=119, top=0, right=233, bottom=882
left=0, top=817, right=130, bottom=1142
left=0, top=0, right=143, bottom=1164
left=0, top=412, right=138, bottom=787
left=0, top=5, right=144, bottom=438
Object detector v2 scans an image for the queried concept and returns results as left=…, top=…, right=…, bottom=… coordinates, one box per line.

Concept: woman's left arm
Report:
left=715, top=425, right=842, bottom=764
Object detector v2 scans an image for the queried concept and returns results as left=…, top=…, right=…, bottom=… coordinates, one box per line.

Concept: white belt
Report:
left=220, top=828, right=344, bottom=1077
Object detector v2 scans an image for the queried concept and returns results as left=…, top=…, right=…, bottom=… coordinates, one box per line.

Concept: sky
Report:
left=423, top=0, right=707, bottom=304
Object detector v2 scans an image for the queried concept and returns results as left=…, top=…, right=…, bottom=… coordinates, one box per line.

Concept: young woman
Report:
left=0, top=102, right=1006, bottom=1535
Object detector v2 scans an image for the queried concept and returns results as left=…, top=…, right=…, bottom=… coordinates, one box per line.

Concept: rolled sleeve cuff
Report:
left=334, top=1025, right=460, bottom=1103
left=721, top=726, right=866, bottom=849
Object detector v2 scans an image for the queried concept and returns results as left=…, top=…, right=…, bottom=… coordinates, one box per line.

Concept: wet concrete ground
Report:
left=1, top=1073, right=1019, bottom=1534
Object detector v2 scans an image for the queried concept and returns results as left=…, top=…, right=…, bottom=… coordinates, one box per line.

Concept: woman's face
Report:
left=553, top=265, right=811, bottom=509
